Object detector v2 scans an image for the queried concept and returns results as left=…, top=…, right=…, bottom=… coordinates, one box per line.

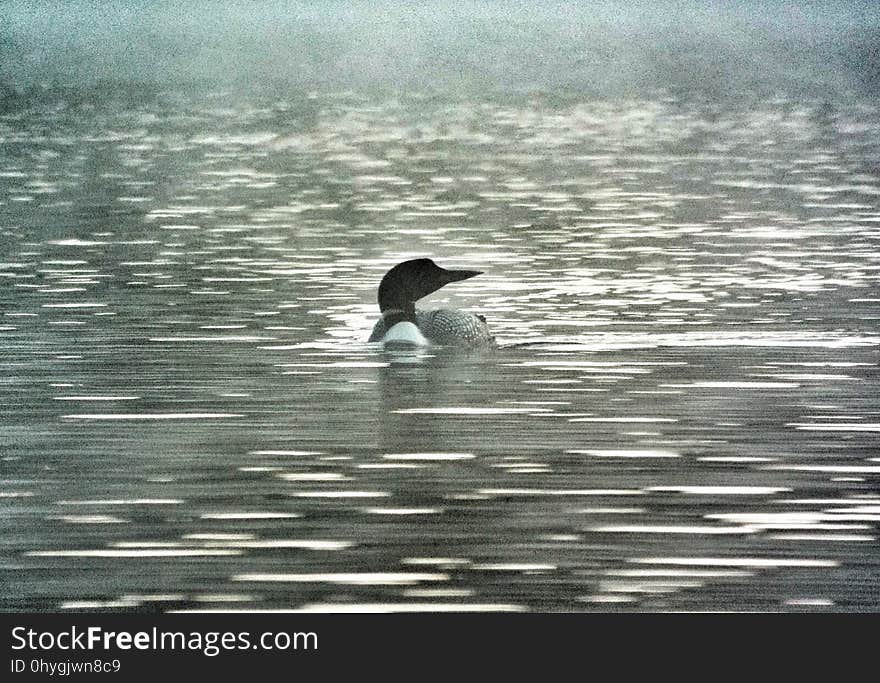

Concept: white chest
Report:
left=382, top=321, right=429, bottom=346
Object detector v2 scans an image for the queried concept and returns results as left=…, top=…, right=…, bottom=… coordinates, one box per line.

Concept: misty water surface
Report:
left=1, top=89, right=878, bottom=612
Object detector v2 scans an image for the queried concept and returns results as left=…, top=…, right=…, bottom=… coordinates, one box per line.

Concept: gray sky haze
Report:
left=2, top=1, right=878, bottom=97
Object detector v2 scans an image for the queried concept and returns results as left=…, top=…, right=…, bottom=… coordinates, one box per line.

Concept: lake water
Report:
left=1, top=91, right=879, bottom=612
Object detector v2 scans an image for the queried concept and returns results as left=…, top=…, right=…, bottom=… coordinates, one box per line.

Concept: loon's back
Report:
left=369, top=309, right=495, bottom=348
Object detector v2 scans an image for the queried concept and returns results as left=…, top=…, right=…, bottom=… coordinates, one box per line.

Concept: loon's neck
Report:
left=381, top=304, right=416, bottom=329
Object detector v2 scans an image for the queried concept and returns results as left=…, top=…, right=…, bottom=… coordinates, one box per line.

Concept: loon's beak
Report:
left=441, top=268, right=482, bottom=284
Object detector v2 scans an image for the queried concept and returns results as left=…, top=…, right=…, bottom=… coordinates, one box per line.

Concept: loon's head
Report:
left=377, top=258, right=482, bottom=317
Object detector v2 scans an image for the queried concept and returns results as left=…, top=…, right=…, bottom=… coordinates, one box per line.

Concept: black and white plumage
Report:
left=367, top=258, right=495, bottom=348
left=368, top=308, right=494, bottom=347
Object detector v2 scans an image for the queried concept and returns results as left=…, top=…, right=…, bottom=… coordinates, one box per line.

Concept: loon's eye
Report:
left=476, top=314, right=486, bottom=323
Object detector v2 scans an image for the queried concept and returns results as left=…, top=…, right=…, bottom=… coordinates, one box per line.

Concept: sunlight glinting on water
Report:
left=232, top=572, right=448, bottom=585
left=479, top=489, right=644, bottom=497
left=27, top=550, right=240, bottom=558
left=248, top=450, right=324, bottom=456
left=199, top=512, right=302, bottom=520
left=51, top=396, right=140, bottom=401
left=630, top=558, right=839, bottom=568
left=50, top=515, right=128, bottom=524
left=292, top=491, right=390, bottom=498
left=60, top=413, right=243, bottom=420
left=3, top=88, right=879, bottom=613
left=472, top=564, right=556, bottom=572
left=55, top=499, right=184, bottom=506
left=569, top=449, right=680, bottom=458
left=174, top=603, right=527, bottom=613
left=194, top=594, right=254, bottom=603
left=589, top=525, right=756, bottom=535
left=401, top=558, right=471, bottom=567
left=277, top=473, right=350, bottom=481
left=362, top=508, right=441, bottom=515
left=646, top=486, right=791, bottom=495
left=197, top=540, right=353, bottom=550
left=787, top=423, right=880, bottom=432
left=61, top=600, right=140, bottom=610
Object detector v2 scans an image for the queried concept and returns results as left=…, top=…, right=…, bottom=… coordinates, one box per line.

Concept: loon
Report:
left=367, top=258, right=495, bottom=348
